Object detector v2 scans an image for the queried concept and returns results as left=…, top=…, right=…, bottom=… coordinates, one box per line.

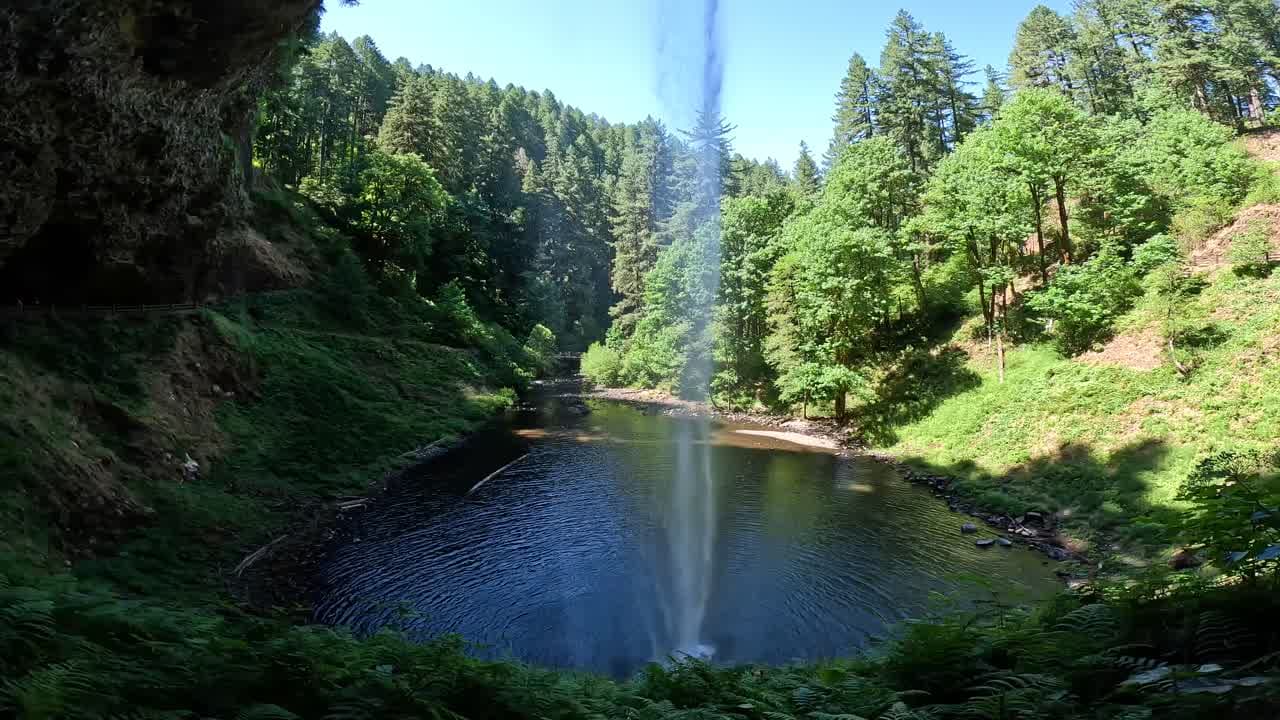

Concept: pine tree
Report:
left=878, top=10, right=943, bottom=173
left=351, top=35, right=395, bottom=146
left=825, top=52, right=878, bottom=168
left=1009, top=6, right=1080, bottom=98
left=1069, top=1, right=1141, bottom=115
left=377, top=74, right=433, bottom=158
left=982, top=64, right=1008, bottom=120
left=791, top=141, right=822, bottom=201
left=1150, top=0, right=1231, bottom=118
left=927, top=32, right=980, bottom=149
left=680, top=110, right=735, bottom=221
left=609, top=119, right=673, bottom=337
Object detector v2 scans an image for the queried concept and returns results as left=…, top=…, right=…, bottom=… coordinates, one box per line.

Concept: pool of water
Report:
left=313, top=394, right=1059, bottom=675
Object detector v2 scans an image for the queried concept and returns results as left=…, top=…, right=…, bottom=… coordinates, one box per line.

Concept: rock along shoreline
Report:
left=584, top=385, right=1086, bottom=572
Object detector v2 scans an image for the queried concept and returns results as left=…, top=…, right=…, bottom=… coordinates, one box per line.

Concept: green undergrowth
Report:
left=878, top=265, right=1280, bottom=551
left=3, top=560, right=1279, bottom=719
left=0, top=280, right=544, bottom=602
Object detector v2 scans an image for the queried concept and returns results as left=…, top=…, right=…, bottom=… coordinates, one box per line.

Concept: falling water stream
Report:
left=658, top=0, right=726, bottom=659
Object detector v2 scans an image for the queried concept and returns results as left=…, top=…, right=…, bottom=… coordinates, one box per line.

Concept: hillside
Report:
left=871, top=132, right=1280, bottom=557
left=0, top=190, right=548, bottom=601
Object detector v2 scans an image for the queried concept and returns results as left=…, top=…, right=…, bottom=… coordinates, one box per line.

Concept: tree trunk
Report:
left=1053, top=178, right=1073, bottom=264
left=996, top=333, right=1006, bottom=383
left=996, top=284, right=1008, bottom=383
left=834, top=391, right=847, bottom=425
left=236, top=113, right=255, bottom=191
left=911, top=253, right=928, bottom=313
left=1030, top=183, right=1048, bottom=283
left=1250, top=86, right=1265, bottom=124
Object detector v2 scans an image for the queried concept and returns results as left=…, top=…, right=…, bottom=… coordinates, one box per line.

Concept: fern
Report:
left=1051, top=604, right=1119, bottom=641
left=1192, top=610, right=1253, bottom=664
left=238, top=704, right=301, bottom=720
left=879, top=701, right=934, bottom=720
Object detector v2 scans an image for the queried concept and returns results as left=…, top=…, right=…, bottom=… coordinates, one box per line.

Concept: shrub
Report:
left=1171, top=196, right=1234, bottom=242
left=316, top=248, right=374, bottom=328
left=429, top=280, right=484, bottom=346
left=1244, top=168, right=1280, bottom=206
left=1129, top=233, right=1182, bottom=274
left=1027, top=247, right=1141, bottom=355
left=522, top=324, right=557, bottom=376
left=1177, top=450, right=1280, bottom=577
left=1134, top=110, right=1256, bottom=206
left=580, top=342, right=623, bottom=386
left=1229, top=221, right=1273, bottom=275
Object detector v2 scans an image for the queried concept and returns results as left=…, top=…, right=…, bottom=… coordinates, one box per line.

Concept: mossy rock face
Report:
left=0, top=0, right=322, bottom=303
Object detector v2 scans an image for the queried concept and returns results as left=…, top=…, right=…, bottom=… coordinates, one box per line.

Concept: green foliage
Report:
left=765, top=210, right=896, bottom=418
left=316, top=247, right=376, bottom=328
left=1135, top=110, right=1257, bottom=208
left=1027, top=247, right=1142, bottom=354
left=522, top=324, right=558, bottom=376
left=580, top=341, right=624, bottom=387
left=1130, top=234, right=1182, bottom=274
left=1229, top=221, right=1274, bottom=275
left=1176, top=450, right=1280, bottom=575
left=4, top=558, right=1278, bottom=720
left=352, top=150, right=448, bottom=282
left=1171, top=195, right=1235, bottom=242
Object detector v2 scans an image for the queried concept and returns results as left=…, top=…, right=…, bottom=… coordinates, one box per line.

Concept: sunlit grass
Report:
left=879, top=267, right=1280, bottom=549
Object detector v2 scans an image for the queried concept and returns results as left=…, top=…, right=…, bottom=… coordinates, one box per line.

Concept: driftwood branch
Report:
left=465, top=453, right=530, bottom=498
left=234, top=535, right=288, bottom=577
left=401, top=437, right=447, bottom=459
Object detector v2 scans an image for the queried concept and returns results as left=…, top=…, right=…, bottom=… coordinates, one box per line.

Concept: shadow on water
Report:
left=312, top=395, right=1062, bottom=677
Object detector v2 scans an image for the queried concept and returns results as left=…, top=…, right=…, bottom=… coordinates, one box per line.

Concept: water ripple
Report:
left=313, top=401, right=1058, bottom=674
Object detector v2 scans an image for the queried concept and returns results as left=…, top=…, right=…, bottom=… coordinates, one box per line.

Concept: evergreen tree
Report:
left=377, top=74, right=433, bottom=158
left=1009, top=6, right=1080, bottom=97
left=825, top=52, right=878, bottom=167
left=927, top=32, right=981, bottom=148
left=878, top=11, right=944, bottom=172
left=609, top=119, right=673, bottom=338
left=791, top=141, right=822, bottom=201
left=982, top=64, right=1008, bottom=119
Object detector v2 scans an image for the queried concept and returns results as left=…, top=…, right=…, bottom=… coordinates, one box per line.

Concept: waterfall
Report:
left=656, top=0, right=724, bottom=660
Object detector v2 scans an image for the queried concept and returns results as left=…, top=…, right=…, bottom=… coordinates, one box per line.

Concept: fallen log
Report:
left=465, top=453, right=530, bottom=498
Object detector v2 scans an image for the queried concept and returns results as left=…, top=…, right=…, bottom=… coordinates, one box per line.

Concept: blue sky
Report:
left=322, top=0, right=1070, bottom=168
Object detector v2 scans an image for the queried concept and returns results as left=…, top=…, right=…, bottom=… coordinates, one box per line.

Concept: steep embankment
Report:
left=0, top=195, right=541, bottom=603
left=878, top=141, right=1280, bottom=557
left=0, top=1, right=326, bottom=303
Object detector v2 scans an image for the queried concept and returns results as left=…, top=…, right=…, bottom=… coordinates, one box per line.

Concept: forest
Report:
left=1, top=0, right=1279, bottom=717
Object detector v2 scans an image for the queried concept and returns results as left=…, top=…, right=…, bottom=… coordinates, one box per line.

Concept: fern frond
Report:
left=1051, top=604, right=1119, bottom=640
left=1193, top=610, right=1253, bottom=663
left=237, top=705, right=305, bottom=720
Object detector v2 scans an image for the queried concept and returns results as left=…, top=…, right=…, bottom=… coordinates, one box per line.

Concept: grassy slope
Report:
left=0, top=198, right=532, bottom=599
left=876, top=235, right=1280, bottom=553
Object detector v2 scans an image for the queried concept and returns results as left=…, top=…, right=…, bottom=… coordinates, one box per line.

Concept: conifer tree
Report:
left=791, top=141, right=822, bottom=201
left=878, top=11, right=943, bottom=172
left=825, top=53, right=878, bottom=168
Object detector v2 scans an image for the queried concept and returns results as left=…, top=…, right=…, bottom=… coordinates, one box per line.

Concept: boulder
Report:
left=1169, top=548, right=1202, bottom=570
left=181, top=453, right=200, bottom=483
left=975, top=538, right=996, bottom=548
left=961, top=522, right=979, bottom=534
left=996, top=537, right=1013, bottom=547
